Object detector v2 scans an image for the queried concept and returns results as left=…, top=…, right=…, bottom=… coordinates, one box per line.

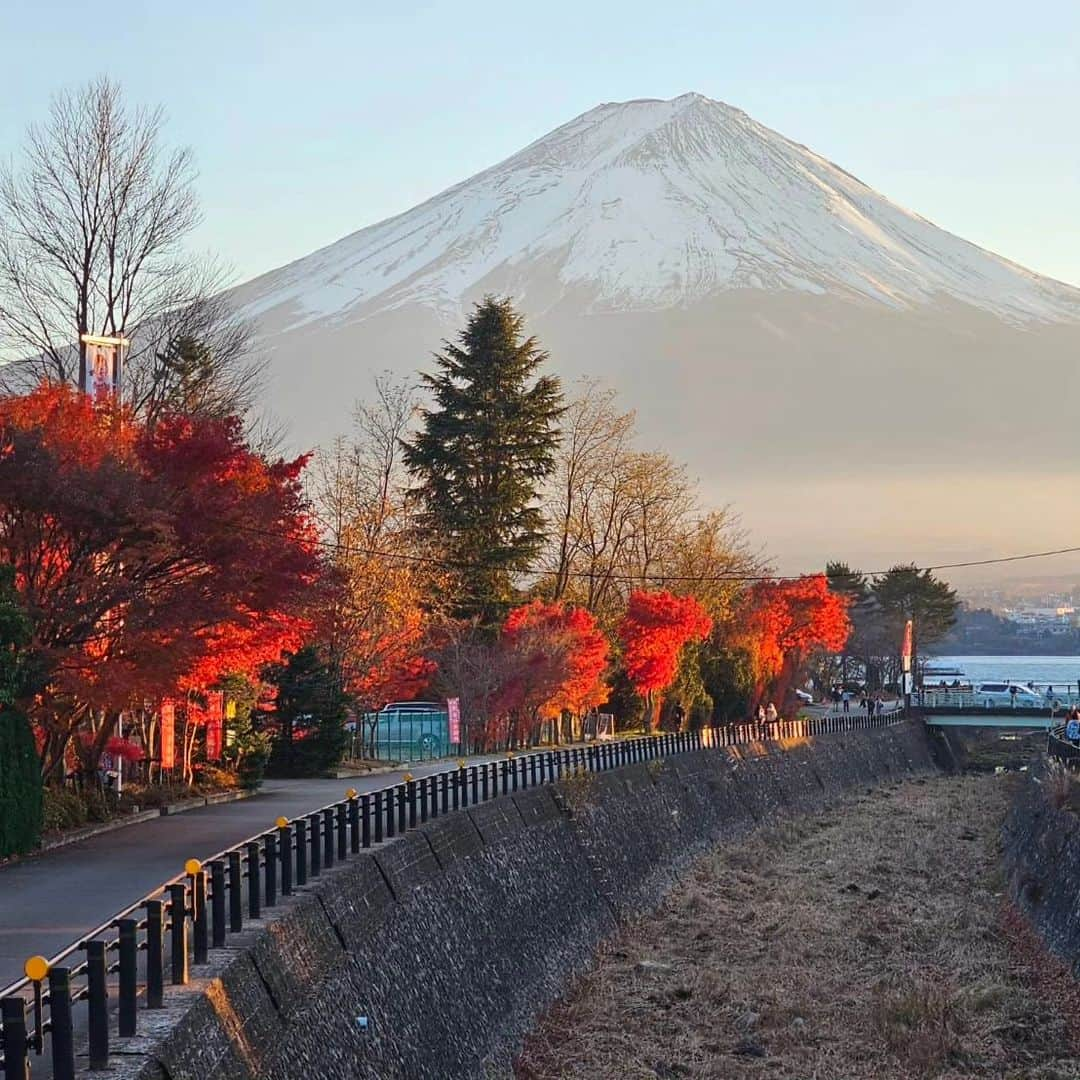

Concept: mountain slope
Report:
left=235, top=93, right=1080, bottom=330
left=230, top=94, right=1080, bottom=573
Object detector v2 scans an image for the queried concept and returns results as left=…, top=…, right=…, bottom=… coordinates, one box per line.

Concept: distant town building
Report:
left=1002, top=606, right=1078, bottom=634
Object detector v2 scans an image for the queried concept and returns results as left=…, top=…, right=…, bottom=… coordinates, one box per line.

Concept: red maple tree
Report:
left=735, top=574, right=850, bottom=712
left=501, top=600, right=609, bottom=736
left=0, top=383, right=323, bottom=777
left=618, top=590, right=712, bottom=728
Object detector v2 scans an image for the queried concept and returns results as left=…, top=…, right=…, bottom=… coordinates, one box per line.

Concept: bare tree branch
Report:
left=0, top=76, right=258, bottom=423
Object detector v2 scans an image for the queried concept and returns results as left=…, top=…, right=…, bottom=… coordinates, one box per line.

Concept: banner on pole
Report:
left=80, top=336, right=119, bottom=395
left=160, top=699, right=176, bottom=770
left=901, top=619, right=913, bottom=674
left=447, top=697, right=461, bottom=745
left=206, top=691, right=224, bottom=761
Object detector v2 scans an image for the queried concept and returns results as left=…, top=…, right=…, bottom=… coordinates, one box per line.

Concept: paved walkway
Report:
left=0, top=760, right=483, bottom=990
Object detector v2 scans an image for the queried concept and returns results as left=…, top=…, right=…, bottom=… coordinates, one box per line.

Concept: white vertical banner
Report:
left=80, top=334, right=128, bottom=396
left=82, top=340, right=117, bottom=394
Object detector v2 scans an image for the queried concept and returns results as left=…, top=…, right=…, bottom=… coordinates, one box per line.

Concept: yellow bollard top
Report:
left=275, top=816, right=289, bottom=829
left=506, top=751, right=515, bottom=759
left=402, top=772, right=414, bottom=783
left=183, top=858, right=202, bottom=876
left=345, top=788, right=358, bottom=800
left=457, top=759, right=466, bottom=769
left=24, top=955, right=49, bottom=982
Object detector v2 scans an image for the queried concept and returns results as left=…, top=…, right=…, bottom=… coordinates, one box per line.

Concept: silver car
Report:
left=972, top=682, right=1045, bottom=707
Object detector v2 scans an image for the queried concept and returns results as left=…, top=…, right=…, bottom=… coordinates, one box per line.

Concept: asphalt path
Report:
left=0, top=759, right=491, bottom=990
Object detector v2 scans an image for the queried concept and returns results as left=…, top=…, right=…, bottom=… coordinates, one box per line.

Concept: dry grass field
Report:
left=516, top=775, right=1080, bottom=1079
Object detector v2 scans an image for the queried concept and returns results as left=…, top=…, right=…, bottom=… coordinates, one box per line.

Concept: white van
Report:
left=972, top=682, right=1045, bottom=707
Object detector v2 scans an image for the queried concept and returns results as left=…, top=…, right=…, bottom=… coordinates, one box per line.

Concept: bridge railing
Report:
left=0, top=710, right=907, bottom=1078
left=1047, top=725, right=1080, bottom=767
left=919, top=688, right=1080, bottom=710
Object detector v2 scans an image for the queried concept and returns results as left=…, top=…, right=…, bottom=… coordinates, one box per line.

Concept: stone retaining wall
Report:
left=1002, top=763, right=1080, bottom=971
left=109, top=721, right=936, bottom=1080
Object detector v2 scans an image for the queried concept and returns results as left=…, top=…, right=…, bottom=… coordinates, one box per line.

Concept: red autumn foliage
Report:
left=735, top=574, right=850, bottom=712
left=0, top=382, right=323, bottom=777
left=347, top=608, right=436, bottom=711
left=618, top=590, right=713, bottom=715
left=501, top=600, right=610, bottom=723
left=103, top=736, right=146, bottom=763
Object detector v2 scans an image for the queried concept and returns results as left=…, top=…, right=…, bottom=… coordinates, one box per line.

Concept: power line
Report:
left=232, top=518, right=1080, bottom=585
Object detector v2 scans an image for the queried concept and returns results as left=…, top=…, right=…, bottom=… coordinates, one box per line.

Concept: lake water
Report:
left=930, top=655, right=1080, bottom=689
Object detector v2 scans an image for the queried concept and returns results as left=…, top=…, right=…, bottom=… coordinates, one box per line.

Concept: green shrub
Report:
left=41, top=786, right=88, bottom=832
left=193, top=764, right=239, bottom=792
left=236, top=743, right=269, bottom=790
left=82, top=786, right=115, bottom=823
left=0, top=709, right=43, bottom=857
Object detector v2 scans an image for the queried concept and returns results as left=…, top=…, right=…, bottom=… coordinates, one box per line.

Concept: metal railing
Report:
left=348, top=709, right=456, bottom=763
left=919, top=687, right=1080, bottom=710
left=1047, top=725, right=1080, bottom=767
left=0, top=711, right=906, bottom=1078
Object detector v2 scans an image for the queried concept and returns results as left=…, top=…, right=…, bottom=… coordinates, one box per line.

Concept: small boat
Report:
left=923, top=666, right=966, bottom=678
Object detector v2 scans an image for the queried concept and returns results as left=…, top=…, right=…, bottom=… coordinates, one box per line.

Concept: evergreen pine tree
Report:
left=0, top=564, right=42, bottom=857
left=872, top=564, right=960, bottom=672
left=262, top=646, right=350, bottom=778
left=826, top=560, right=875, bottom=685
left=404, top=297, right=563, bottom=623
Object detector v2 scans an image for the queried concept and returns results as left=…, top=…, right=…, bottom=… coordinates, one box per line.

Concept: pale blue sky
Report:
left=2, top=1, right=1077, bottom=286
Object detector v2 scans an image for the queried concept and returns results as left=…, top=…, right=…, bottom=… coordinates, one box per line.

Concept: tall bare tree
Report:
left=543, top=380, right=761, bottom=623
left=0, top=77, right=257, bottom=419
left=313, top=374, right=445, bottom=724
left=547, top=378, right=636, bottom=602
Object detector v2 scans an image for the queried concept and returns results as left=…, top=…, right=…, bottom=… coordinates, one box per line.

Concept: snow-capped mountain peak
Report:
left=236, top=93, right=1080, bottom=330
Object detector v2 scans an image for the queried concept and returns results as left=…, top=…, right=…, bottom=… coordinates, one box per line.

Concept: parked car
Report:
left=972, top=682, right=1045, bottom=707
left=381, top=701, right=445, bottom=714
left=794, top=689, right=813, bottom=704
left=362, top=701, right=451, bottom=759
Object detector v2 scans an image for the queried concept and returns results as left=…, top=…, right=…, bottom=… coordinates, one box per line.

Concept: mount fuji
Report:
left=232, top=93, right=1080, bottom=571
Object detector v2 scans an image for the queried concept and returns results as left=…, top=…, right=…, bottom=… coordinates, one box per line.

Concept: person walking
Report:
left=765, top=702, right=778, bottom=725
left=756, top=703, right=766, bottom=725
left=841, top=690, right=851, bottom=714
left=671, top=702, right=685, bottom=731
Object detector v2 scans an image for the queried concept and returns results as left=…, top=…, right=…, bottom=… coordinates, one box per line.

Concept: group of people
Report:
left=754, top=702, right=780, bottom=725
left=830, top=687, right=887, bottom=716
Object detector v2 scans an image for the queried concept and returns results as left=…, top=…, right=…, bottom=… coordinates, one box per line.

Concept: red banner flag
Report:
left=447, top=697, right=461, bottom=745
left=160, top=699, right=176, bottom=770
left=206, top=691, right=224, bottom=761
left=901, top=619, right=913, bottom=673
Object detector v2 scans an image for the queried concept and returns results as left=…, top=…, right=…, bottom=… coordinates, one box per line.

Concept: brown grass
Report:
left=515, top=775, right=1080, bottom=1079
left=1043, top=759, right=1080, bottom=813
